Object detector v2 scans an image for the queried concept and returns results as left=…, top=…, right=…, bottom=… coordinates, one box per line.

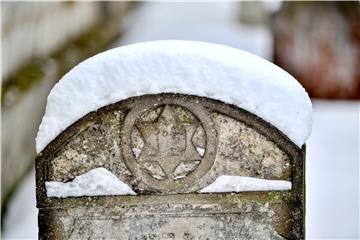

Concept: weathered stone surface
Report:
left=43, top=202, right=288, bottom=240
left=36, top=94, right=305, bottom=239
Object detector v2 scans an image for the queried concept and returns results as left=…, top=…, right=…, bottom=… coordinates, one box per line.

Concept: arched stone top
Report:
left=36, top=40, right=312, bottom=153
left=36, top=94, right=304, bottom=198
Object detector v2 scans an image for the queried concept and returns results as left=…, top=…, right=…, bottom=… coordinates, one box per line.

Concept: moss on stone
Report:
left=1, top=61, right=44, bottom=108
left=1, top=22, right=121, bottom=110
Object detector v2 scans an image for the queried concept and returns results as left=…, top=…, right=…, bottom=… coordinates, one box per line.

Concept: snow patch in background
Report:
left=199, top=175, right=291, bottom=193
left=306, top=101, right=359, bottom=239
left=2, top=169, right=38, bottom=239
left=45, top=167, right=136, bottom=198
left=118, top=2, right=273, bottom=60
left=36, top=40, right=312, bottom=153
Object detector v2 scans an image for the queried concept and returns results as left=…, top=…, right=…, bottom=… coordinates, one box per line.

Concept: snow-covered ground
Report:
left=2, top=3, right=359, bottom=239
left=2, top=169, right=38, bottom=239
left=306, top=100, right=359, bottom=239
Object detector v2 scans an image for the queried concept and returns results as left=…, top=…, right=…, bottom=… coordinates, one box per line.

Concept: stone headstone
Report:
left=36, top=94, right=305, bottom=239
left=35, top=41, right=310, bottom=240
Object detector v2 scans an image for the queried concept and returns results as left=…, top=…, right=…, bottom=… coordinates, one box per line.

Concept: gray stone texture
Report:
left=36, top=94, right=305, bottom=239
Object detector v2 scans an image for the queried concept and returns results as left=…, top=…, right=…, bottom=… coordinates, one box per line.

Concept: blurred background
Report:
left=1, top=1, right=359, bottom=239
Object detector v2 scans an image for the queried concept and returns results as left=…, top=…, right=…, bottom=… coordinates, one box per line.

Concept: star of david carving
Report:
left=135, top=105, right=202, bottom=180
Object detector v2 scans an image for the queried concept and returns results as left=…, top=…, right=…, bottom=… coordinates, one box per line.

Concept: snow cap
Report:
left=36, top=40, right=312, bottom=153
left=46, top=167, right=136, bottom=198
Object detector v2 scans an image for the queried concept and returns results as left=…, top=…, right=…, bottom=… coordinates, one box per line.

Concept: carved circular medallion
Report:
left=122, top=98, right=216, bottom=193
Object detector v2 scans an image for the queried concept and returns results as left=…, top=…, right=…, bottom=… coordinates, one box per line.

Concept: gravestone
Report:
left=35, top=41, right=310, bottom=240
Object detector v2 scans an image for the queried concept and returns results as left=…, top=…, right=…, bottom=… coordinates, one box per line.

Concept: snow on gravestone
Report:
left=35, top=40, right=311, bottom=240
